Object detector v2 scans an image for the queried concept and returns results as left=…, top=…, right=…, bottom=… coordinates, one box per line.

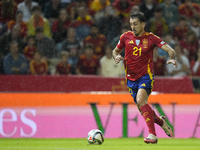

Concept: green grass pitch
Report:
left=0, top=138, right=200, bottom=150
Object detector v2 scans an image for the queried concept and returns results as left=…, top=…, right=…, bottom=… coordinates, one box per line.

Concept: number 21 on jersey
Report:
left=133, top=47, right=141, bottom=56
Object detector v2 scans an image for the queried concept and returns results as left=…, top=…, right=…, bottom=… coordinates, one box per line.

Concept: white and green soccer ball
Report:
left=87, top=129, right=104, bottom=145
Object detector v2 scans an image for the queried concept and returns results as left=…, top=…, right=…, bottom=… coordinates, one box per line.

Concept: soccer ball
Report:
left=87, top=129, right=104, bottom=145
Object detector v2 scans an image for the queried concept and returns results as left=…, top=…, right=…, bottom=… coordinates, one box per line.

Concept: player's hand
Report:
left=115, top=55, right=123, bottom=64
left=166, top=59, right=178, bottom=69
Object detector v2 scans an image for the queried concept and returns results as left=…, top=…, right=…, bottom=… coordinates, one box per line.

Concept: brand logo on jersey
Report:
left=141, top=83, right=146, bottom=87
left=128, top=40, right=134, bottom=44
left=142, top=38, right=148, bottom=48
left=136, top=40, right=140, bottom=46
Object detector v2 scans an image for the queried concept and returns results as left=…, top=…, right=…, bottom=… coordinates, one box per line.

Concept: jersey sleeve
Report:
left=117, top=33, right=125, bottom=50
left=151, top=34, right=166, bottom=48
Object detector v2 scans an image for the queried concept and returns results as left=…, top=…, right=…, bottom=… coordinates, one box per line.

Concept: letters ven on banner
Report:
left=0, top=105, right=200, bottom=138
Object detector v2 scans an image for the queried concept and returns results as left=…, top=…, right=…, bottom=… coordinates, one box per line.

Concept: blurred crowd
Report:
left=0, top=0, right=200, bottom=79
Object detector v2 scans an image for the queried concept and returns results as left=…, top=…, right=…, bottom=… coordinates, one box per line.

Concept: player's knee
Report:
left=136, top=95, right=147, bottom=107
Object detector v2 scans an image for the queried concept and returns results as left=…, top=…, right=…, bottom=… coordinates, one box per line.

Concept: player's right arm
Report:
left=113, top=47, right=123, bottom=64
left=161, top=44, right=178, bottom=69
left=152, top=33, right=178, bottom=69
left=112, top=33, right=126, bottom=64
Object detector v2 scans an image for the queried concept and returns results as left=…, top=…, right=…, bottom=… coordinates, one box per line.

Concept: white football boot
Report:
left=160, top=116, right=173, bottom=137
left=144, top=133, right=158, bottom=144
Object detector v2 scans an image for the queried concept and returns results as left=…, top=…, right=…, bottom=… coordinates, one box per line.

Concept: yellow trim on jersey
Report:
left=124, top=58, right=128, bottom=85
left=124, top=58, right=127, bottom=77
left=147, top=59, right=154, bottom=92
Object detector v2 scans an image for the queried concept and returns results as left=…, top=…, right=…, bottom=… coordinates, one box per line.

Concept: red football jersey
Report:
left=117, top=31, right=166, bottom=81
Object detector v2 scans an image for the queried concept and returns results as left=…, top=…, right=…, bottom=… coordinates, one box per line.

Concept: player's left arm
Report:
left=161, top=44, right=178, bottom=69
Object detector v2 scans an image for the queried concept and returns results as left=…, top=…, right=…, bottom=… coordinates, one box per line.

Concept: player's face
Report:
left=130, top=18, right=145, bottom=37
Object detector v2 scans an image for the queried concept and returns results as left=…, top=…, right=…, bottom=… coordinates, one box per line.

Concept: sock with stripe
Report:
left=140, top=104, right=156, bottom=136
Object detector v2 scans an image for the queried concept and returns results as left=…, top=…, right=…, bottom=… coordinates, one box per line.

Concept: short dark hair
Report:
left=130, top=12, right=146, bottom=23
left=35, top=27, right=44, bottom=33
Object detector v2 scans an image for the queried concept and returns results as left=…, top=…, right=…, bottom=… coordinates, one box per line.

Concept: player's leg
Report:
left=137, top=94, right=173, bottom=138
left=139, top=103, right=163, bottom=126
left=136, top=88, right=157, bottom=144
left=152, top=106, right=173, bottom=137
left=127, top=78, right=158, bottom=143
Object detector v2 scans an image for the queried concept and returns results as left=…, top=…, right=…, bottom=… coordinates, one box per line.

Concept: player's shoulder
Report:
left=145, top=32, right=161, bottom=39
left=120, top=31, right=133, bottom=38
left=144, top=32, right=154, bottom=36
left=122, top=31, right=133, bottom=36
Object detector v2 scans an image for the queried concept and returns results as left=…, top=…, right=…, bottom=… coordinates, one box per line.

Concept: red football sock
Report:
left=152, top=110, right=163, bottom=127
left=140, top=104, right=156, bottom=136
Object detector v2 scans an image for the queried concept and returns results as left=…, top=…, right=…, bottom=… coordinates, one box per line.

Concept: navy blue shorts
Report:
left=127, top=74, right=154, bottom=104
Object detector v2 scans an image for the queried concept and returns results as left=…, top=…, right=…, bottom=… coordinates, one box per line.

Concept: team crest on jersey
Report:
left=142, top=38, right=148, bottom=48
left=136, top=40, right=140, bottom=46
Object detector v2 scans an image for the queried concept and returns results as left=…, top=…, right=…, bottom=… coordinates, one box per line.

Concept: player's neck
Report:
left=135, top=30, right=145, bottom=37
